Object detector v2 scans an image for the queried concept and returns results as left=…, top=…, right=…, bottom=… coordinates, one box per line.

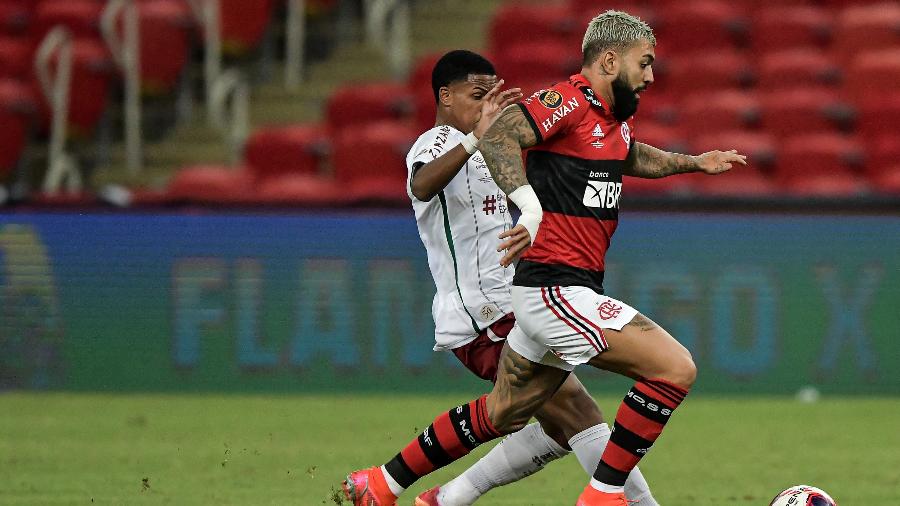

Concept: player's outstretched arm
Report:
left=480, top=105, right=542, bottom=266
left=624, top=142, right=748, bottom=179
left=410, top=81, right=521, bottom=201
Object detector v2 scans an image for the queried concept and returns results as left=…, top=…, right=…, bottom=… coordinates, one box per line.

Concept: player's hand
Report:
left=497, top=224, right=531, bottom=268
left=695, top=149, right=748, bottom=175
left=474, top=79, right=523, bottom=139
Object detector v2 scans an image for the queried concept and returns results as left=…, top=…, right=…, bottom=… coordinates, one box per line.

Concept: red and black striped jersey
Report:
left=515, top=74, right=635, bottom=293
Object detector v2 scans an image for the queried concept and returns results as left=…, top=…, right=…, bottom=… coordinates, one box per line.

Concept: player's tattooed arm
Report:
left=624, top=142, right=748, bottom=178
left=478, top=106, right=538, bottom=195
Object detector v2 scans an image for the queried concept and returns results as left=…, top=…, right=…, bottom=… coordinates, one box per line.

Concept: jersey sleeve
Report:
left=406, top=127, right=459, bottom=202
left=518, top=83, right=589, bottom=144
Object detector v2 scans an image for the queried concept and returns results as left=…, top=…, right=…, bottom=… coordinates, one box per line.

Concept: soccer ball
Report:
left=769, top=485, right=838, bottom=506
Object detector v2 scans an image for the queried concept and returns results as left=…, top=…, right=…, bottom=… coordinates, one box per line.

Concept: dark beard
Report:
left=611, top=75, right=639, bottom=122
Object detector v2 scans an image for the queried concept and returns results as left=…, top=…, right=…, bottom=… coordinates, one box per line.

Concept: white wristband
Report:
left=461, top=132, right=479, bottom=155
left=508, top=185, right=543, bottom=244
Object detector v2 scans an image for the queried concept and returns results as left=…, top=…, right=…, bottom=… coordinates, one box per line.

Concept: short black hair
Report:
left=431, top=50, right=495, bottom=102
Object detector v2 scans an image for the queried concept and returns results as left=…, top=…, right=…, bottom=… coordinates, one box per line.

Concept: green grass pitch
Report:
left=1, top=393, right=898, bottom=505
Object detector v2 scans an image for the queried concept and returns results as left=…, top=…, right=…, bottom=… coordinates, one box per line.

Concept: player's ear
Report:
left=600, top=49, right=618, bottom=75
left=438, top=86, right=452, bottom=107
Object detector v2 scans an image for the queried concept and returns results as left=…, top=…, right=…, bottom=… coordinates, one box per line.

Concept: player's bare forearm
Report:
left=479, top=106, right=538, bottom=195
left=623, top=142, right=700, bottom=179
left=410, top=144, right=471, bottom=201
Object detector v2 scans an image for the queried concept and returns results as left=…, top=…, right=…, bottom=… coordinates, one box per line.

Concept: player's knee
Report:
left=667, top=353, right=697, bottom=390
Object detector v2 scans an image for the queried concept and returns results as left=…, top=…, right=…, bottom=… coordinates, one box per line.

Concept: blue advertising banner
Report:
left=0, top=210, right=897, bottom=394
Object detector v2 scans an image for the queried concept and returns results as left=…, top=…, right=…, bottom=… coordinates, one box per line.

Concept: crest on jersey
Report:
left=620, top=122, right=631, bottom=145
left=539, top=90, right=563, bottom=109
left=597, top=300, right=623, bottom=320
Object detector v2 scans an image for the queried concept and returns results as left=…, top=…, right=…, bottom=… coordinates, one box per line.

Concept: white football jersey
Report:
left=407, top=125, right=514, bottom=350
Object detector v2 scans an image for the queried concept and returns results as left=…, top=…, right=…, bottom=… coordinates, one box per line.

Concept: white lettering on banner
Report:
left=582, top=181, right=622, bottom=208
left=541, top=97, right=580, bottom=132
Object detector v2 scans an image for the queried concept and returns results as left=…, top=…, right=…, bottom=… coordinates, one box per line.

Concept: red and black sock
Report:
left=593, top=378, right=689, bottom=487
left=383, top=394, right=501, bottom=489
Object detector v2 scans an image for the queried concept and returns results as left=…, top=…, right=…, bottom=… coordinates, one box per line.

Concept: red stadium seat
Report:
left=62, top=38, right=113, bottom=135
left=136, top=0, right=192, bottom=93
left=0, top=35, right=31, bottom=78
left=868, top=135, right=900, bottom=174
left=488, top=3, right=577, bottom=56
left=412, top=86, right=435, bottom=134
left=167, top=164, right=257, bottom=204
left=751, top=6, right=832, bottom=52
left=653, top=0, right=748, bottom=52
left=0, top=0, right=30, bottom=36
left=622, top=174, right=694, bottom=197
left=780, top=173, right=868, bottom=198
left=32, top=0, right=104, bottom=41
left=843, top=49, right=900, bottom=101
left=219, top=0, right=275, bottom=54
left=244, top=123, right=329, bottom=179
left=853, top=92, right=900, bottom=137
left=568, top=0, right=645, bottom=15
left=833, top=3, right=900, bottom=58
left=346, top=177, right=410, bottom=205
left=758, top=49, right=840, bottom=90
left=569, top=2, right=658, bottom=39
left=690, top=168, right=776, bottom=198
left=760, top=88, right=850, bottom=137
left=0, top=78, right=34, bottom=175
left=332, top=120, right=417, bottom=202
left=679, top=90, right=760, bottom=135
left=691, top=131, right=777, bottom=170
left=775, top=134, right=865, bottom=189
left=325, top=81, right=413, bottom=133
left=658, top=49, right=753, bottom=95
left=493, top=40, right=581, bottom=89
left=408, top=52, right=443, bottom=91
left=633, top=121, right=689, bottom=154
left=636, top=90, right=677, bottom=125
left=255, top=173, right=347, bottom=206
left=869, top=164, right=900, bottom=195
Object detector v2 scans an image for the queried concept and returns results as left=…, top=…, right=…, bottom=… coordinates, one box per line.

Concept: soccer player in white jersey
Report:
left=343, top=50, right=659, bottom=506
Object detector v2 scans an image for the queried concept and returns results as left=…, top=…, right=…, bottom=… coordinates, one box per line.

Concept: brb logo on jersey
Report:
left=582, top=171, right=622, bottom=209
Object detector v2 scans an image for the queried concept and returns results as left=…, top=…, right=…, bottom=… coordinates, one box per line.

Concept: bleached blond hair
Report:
left=582, top=10, right=656, bottom=65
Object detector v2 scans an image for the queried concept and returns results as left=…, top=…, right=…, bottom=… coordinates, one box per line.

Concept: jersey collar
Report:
left=569, top=73, right=609, bottom=112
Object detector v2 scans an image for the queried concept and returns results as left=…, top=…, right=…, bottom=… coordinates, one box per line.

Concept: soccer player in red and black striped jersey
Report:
left=341, top=10, right=747, bottom=506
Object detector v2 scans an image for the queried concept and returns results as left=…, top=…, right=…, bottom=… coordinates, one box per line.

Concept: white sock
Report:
left=569, top=424, right=659, bottom=506
left=590, top=478, right=625, bottom=494
left=380, top=464, right=405, bottom=497
left=437, top=422, right=568, bottom=506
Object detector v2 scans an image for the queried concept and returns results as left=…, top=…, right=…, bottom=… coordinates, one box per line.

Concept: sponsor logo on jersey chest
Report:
left=540, top=97, right=580, bottom=132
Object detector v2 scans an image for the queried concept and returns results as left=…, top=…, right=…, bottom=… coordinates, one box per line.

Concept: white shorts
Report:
left=506, top=285, right=638, bottom=371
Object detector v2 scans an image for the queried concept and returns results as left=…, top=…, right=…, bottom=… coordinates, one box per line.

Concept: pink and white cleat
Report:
left=413, top=486, right=440, bottom=506
left=342, top=466, right=398, bottom=506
